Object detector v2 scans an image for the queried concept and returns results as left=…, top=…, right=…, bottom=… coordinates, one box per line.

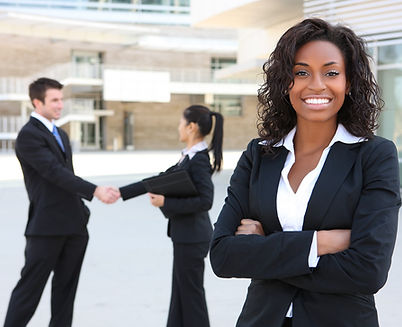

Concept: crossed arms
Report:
left=210, top=138, right=401, bottom=295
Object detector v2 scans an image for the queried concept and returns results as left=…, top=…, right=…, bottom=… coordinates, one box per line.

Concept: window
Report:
left=377, top=68, right=402, bottom=158
left=211, top=57, right=237, bottom=72
left=71, top=50, right=103, bottom=79
left=81, top=122, right=97, bottom=147
left=378, top=44, right=402, bottom=65
left=375, top=41, right=402, bottom=185
left=212, top=95, right=242, bottom=116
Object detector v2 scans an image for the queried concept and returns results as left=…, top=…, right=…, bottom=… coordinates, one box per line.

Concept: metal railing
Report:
left=0, top=1, right=191, bottom=25
left=105, top=65, right=257, bottom=84
left=0, top=0, right=190, bottom=14
left=0, top=115, right=25, bottom=136
left=0, top=62, right=257, bottom=96
left=37, top=62, right=103, bottom=81
left=62, top=98, right=95, bottom=116
left=0, top=77, right=30, bottom=96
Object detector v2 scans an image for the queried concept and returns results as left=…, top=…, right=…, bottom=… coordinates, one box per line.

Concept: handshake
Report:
left=94, top=186, right=121, bottom=204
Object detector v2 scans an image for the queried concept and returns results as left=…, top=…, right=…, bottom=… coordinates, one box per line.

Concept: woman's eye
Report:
left=326, top=70, right=340, bottom=77
left=295, top=70, right=308, bottom=76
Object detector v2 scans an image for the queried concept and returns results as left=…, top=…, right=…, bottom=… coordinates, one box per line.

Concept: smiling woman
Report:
left=209, top=18, right=401, bottom=327
left=290, top=40, right=348, bottom=125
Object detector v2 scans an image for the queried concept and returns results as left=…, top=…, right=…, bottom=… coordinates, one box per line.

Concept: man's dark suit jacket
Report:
left=120, top=149, right=213, bottom=243
left=210, top=137, right=401, bottom=327
left=16, top=116, right=97, bottom=236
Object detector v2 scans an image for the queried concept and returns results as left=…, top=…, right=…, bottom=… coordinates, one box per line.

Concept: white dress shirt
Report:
left=180, top=141, right=208, bottom=161
left=31, top=111, right=54, bottom=132
left=273, top=124, right=364, bottom=317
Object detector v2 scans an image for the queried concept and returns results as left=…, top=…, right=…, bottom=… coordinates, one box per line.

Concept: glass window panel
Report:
left=81, top=123, right=96, bottom=146
left=378, top=44, right=402, bottom=65
left=212, top=95, right=242, bottom=116
left=367, top=46, right=374, bottom=57
left=72, top=51, right=102, bottom=79
left=377, top=68, right=402, bottom=178
left=211, top=57, right=237, bottom=71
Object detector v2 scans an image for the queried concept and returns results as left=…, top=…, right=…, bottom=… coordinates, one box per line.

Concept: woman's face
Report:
left=288, top=40, right=349, bottom=125
left=178, top=116, right=189, bottom=143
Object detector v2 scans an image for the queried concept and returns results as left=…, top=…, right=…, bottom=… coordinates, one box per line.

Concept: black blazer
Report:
left=15, top=117, right=97, bottom=236
left=120, top=149, right=213, bottom=243
left=210, top=137, right=401, bottom=327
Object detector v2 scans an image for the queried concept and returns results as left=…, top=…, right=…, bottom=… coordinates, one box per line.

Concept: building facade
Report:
left=0, top=0, right=259, bottom=152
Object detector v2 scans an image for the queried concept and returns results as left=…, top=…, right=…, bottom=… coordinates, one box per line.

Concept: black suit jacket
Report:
left=15, top=117, right=97, bottom=236
left=210, top=137, right=401, bottom=327
left=120, top=150, right=213, bottom=243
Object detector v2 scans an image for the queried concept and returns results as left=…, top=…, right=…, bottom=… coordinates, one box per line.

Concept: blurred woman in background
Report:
left=120, top=105, right=223, bottom=327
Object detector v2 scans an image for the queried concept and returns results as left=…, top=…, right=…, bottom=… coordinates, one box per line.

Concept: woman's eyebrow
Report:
left=294, top=61, right=339, bottom=67
left=294, top=62, right=308, bottom=66
left=324, top=61, right=338, bottom=66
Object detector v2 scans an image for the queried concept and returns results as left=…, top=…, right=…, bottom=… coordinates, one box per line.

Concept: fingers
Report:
left=235, top=219, right=265, bottom=236
left=94, top=186, right=121, bottom=204
left=148, top=193, right=165, bottom=207
left=105, top=187, right=120, bottom=204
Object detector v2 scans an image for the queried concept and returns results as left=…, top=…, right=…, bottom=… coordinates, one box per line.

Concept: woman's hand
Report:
left=148, top=193, right=165, bottom=207
left=235, top=219, right=265, bottom=236
left=317, top=229, right=351, bottom=256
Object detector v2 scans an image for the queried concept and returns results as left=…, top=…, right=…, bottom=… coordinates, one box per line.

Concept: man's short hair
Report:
left=29, top=77, right=63, bottom=108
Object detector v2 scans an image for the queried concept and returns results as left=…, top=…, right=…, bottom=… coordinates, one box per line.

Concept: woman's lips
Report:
left=303, top=97, right=331, bottom=105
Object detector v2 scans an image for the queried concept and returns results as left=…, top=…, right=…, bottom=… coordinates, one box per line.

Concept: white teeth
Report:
left=304, top=98, right=330, bottom=105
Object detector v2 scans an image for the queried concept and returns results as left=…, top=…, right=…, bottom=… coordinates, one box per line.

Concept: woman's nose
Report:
left=308, top=74, right=326, bottom=91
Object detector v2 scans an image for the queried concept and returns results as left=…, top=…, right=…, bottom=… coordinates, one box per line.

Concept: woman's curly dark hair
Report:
left=257, top=18, right=383, bottom=153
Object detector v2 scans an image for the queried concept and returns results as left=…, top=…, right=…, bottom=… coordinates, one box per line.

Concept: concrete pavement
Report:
left=0, top=151, right=401, bottom=326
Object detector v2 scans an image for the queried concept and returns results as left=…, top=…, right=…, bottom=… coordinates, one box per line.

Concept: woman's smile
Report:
left=289, top=40, right=348, bottom=123
left=303, top=97, right=331, bottom=105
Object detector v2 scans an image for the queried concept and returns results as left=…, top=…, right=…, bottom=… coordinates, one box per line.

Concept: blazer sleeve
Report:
left=282, top=139, right=401, bottom=294
left=210, top=139, right=315, bottom=280
left=161, top=152, right=213, bottom=216
left=16, top=127, right=96, bottom=200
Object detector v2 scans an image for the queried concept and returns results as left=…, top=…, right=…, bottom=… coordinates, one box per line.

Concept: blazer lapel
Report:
left=303, top=142, right=359, bottom=230
left=30, top=117, right=66, bottom=161
left=164, top=155, right=188, bottom=174
left=259, top=146, right=288, bottom=232
left=178, top=155, right=189, bottom=168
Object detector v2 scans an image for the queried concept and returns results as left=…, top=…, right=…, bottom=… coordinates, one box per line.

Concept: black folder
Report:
left=142, top=169, right=198, bottom=197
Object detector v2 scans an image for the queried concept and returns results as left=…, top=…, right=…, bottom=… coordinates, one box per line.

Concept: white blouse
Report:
left=273, top=124, right=364, bottom=317
left=181, top=141, right=208, bottom=160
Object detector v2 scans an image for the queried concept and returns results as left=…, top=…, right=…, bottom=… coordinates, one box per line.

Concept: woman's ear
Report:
left=346, top=81, right=351, bottom=95
left=188, top=122, right=197, bottom=133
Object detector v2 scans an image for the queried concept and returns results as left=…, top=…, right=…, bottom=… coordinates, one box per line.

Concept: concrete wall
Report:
left=0, top=37, right=71, bottom=76
left=105, top=94, right=258, bottom=151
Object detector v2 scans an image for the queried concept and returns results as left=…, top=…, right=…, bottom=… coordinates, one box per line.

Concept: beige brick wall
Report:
left=104, top=94, right=258, bottom=151
left=104, top=48, right=214, bottom=70
left=0, top=37, right=71, bottom=76
left=0, top=102, right=21, bottom=115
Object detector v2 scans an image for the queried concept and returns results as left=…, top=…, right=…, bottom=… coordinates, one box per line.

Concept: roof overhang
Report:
left=192, top=0, right=303, bottom=29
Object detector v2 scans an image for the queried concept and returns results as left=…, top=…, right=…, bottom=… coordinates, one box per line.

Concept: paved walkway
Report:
left=0, top=150, right=243, bottom=182
left=0, top=151, right=401, bottom=326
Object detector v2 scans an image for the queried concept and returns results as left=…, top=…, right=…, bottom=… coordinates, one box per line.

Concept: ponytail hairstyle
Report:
left=182, top=105, right=224, bottom=172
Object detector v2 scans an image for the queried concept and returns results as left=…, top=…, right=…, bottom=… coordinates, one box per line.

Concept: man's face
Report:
left=34, top=88, right=63, bottom=121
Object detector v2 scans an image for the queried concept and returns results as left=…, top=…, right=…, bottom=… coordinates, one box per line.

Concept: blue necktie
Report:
left=52, top=125, right=65, bottom=152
